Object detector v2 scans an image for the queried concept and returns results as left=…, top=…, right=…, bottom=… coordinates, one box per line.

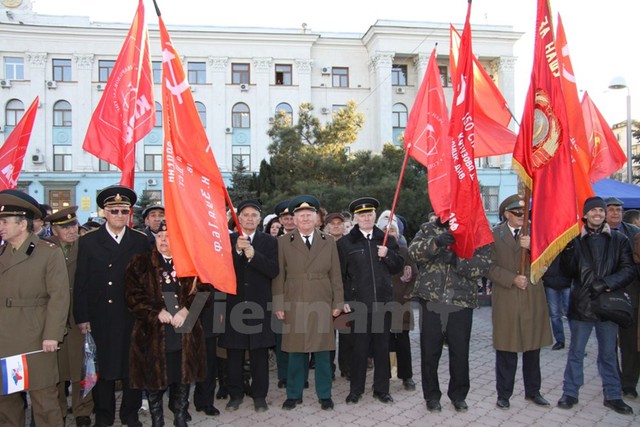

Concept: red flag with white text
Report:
left=581, top=91, right=627, bottom=182
left=447, top=1, right=493, bottom=258
left=512, top=0, right=579, bottom=283
left=82, top=0, right=155, bottom=188
left=159, top=15, right=236, bottom=294
left=450, top=25, right=516, bottom=158
left=0, top=97, right=38, bottom=190
left=403, top=48, right=451, bottom=219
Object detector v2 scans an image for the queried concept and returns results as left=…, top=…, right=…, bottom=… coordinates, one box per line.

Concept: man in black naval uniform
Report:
left=74, top=185, right=149, bottom=427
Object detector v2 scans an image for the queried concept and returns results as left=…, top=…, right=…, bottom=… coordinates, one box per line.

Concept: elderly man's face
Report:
left=145, top=209, right=165, bottom=233
left=355, top=211, right=376, bottom=232
left=606, top=204, right=623, bottom=227
left=238, top=206, right=261, bottom=234
left=293, top=210, right=317, bottom=235
left=52, top=223, right=78, bottom=244
left=0, top=216, right=26, bottom=245
left=505, top=209, right=525, bottom=228
left=104, top=204, right=131, bottom=230
left=280, top=214, right=295, bottom=232
left=327, top=218, right=345, bottom=237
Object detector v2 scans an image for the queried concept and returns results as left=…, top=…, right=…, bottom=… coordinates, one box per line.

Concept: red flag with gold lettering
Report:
left=0, top=97, right=38, bottom=190
left=159, top=15, right=236, bottom=293
left=512, top=0, right=579, bottom=283
left=447, top=1, right=493, bottom=258
left=404, top=48, right=451, bottom=219
left=82, top=0, right=155, bottom=188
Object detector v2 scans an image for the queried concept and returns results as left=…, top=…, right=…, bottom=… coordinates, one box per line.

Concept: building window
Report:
left=332, top=67, right=348, bottom=88
left=332, top=104, right=347, bottom=113
left=232, top=103, right=250, bottom=128
left=152, top=61, right=162, bottom=84
left=439, top=65, right=449, bottom=87
left=392, top=103, right=408, bottom=128
left=482, top=186, right=500, bottom=214
left=98, top=60, right=115, bottom=82
left=232, top=63, right=250, bottom=84
left=188, top=62, right=206, bottom=84
left=52, top=58, right=72, bottom=82
left=53, top=146, right=72, bottom=171
left=4, top=57, right=24, bottom=80
left=275, top=102, right=293, bottom=123
left=392, top=65, right=407, bottom=86
left=195, top=102, right=206, bottom=127
left=53, top=100, right=72, bottom=127
left=232, top=146, right=251, bottom=171
left=99, top=159, right=118, bottom=171
left=154, top=102, right=162, bottom=127
left=275, top=64, right=292, bottom=85
left=5, top=99, right=24, bottom=126
left=144, top=145, right=162, bottom=171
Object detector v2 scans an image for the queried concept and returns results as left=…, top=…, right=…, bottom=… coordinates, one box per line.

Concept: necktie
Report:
left=366, top=234, right=371, bottom=240
left=304, top=235, right=311, bottom=250
left=514, top=228, right=520, bottom=239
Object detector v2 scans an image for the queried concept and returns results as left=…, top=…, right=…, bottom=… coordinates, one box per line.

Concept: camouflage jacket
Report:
left=408, top=221, right=491, bottom=308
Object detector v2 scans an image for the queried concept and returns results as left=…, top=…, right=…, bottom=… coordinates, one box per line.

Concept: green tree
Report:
left=227, top=157, right=258, bottom=203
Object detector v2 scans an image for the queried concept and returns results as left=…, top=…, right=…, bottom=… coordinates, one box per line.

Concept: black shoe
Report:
left=319, top=398, right=334, bottom=410
left=277, top=380, right=287, bottom=389
left=604, top=399, right=633, bottom=415
left=557, top=394, right=578, bottom=409
left=402, top=378, right=416, bottom=391
left=196, top=405, right=220, bottom=416
left=525, top=394, right=550, bottom=406
left=426, top=399, right=441, bottom=412
left=216, top=386, right=228, bottom=400
left=75, top=416, right=92, bottom=427
left=622, top=388, right=638, bottom=398
left=184, top=410, right=192, bottom=422
left=372, top=391, right=393, bottom=404
left=254, top=397, right=268, bottom=413
left=345, top=393, right=361, bottom=404
left=282, top=398, right=302, bottom=410
left=452, top=400, right=468, bottom=412
left=552, top=342, right=565, bottom=350
left=122, top=416, right=142, bottom=427
left=496, top=397, right=510, bottom=409
left=92, top=423, right=109, bottom=427
left=226, top=398, right=243, bottom=411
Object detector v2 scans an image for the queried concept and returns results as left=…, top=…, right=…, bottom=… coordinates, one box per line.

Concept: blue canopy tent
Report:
left=592, top=178, right=640, bottom=209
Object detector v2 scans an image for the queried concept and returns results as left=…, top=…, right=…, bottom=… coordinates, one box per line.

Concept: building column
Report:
left=369, top=51, right=395, bottom=152
left=25, top=52, right=47, bottom=172
left=295, top=59, right=313, bottom=103
left=497, top=56, right=516, bottom=169
left=208, top=56, right=228, bottom=170
left=253, top=57, right=272, bottom=170
left=73, top=53, right=94, bottom=172
left=414, top=53, right=429, bottom=87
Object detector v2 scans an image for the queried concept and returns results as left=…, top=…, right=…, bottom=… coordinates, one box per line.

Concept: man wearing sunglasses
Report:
left=488, top=194, right=552, bottom=411
left=74, top=185, right=149, bottom=427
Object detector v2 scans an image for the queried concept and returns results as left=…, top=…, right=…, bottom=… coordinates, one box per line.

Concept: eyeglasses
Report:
left=508, top=210, right=524, bottom=217
left=107, top=209, right=131, bottom=215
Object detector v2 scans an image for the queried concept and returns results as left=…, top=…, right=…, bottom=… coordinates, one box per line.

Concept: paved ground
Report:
left=57, top=305, right=640, bottom=426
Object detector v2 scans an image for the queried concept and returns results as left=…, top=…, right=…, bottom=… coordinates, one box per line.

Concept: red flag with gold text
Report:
left=403, top=48, right=451, bottom=220
left=159, top=15, right=236, bottom=294
left=512, top=0, right=579, bottom=283
left=0, top=97, right=38, bottom=190
left=82, top=0, right=155, bottom=188
left=447, top=1, right=493, bottom=258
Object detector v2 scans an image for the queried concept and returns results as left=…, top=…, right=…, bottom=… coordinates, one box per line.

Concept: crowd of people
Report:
left=0, top=186, right=638, bottom=427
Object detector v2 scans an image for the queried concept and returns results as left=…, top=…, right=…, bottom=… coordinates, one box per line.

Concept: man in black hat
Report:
left=141, top=205, right=165, bottom=246
left=44, top=206, right=94, bottom=426
left=604, top=196, right=640, bottom=399
left=219, top=200, right=279, bottom=413
left=0, top=190, right=69, bottom=427
left=74, top=185, right=149, bottom=427
left=338, top=197, right=404, bottom=405
left=274, top=199, right=295, bottom=234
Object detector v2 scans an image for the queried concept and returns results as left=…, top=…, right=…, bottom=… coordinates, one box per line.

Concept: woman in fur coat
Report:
left=125, top=221, right=206, bottom=427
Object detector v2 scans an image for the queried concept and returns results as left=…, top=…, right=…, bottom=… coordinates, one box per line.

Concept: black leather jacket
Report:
left=563, top=224, right=635, bottom=322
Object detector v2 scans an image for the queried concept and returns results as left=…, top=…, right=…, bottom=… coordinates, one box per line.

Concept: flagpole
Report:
left=382, top=147, right=411, bottom=247
left=222, top=187, right=243, bottom=236
left=520, top=185, right=531, bottom=276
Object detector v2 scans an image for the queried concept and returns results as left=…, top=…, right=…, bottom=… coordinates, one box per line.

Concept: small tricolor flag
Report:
left=1, top=354, right=29, bottom=395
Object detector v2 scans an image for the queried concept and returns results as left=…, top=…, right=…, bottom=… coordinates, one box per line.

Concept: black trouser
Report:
left=495, top=349, right=541, bottom=399
left=619, top=311, right=640, bottom=391
left=350, top=311, right=390, bottom=395
left=227, top=347, right=270, bottom=400
left=193, top=336, right=218, bottom=409
left=419, top=304, right=472, bottom=401
left=92, top=378, right=141, bottom=425
left=338, top=331, right=354, bottom=377
left=390, top=330, right=413, bottom=380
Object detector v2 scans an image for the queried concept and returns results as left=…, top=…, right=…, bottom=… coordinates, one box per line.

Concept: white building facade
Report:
left=1, top=0, right=521, bottom=222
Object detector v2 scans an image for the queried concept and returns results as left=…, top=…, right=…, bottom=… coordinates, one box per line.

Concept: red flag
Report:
left=581, top=91, right=627, bottom=182
left=512, top=0, right=579, bottom=283
left=556, top=14, right=594, bottom=211
left=447, top=1, right=493, bottom=258
left=450, top=25, right=516, bottom=158
left=0, top=97, right=38, bottom=190
left=82, top=0, right=155, bottom=188
left=159, top=15, right=237, bottom=294
left=404, top=48, right=451, bottom=219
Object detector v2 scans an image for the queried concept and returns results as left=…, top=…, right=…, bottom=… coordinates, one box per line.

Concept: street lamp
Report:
left=608, top=76, right=633, bottom=183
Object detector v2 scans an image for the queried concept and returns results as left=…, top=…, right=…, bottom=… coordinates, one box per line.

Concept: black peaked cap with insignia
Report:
left=142, top=205, right=165, bottom=219
left=237, top=200, right=262, bottom=214
left=0, top=189, right=43, bottom=220
left=498, top=194, right=525, bottom=220
left=288, top=195, right=320, bottom=214
left=44, top=205, right=79, bottom=226
left=97, top=185, right=137, bottom=209
left=274, top=199, right=292, bottom=217
left=349, top=197, right=379, bottom=214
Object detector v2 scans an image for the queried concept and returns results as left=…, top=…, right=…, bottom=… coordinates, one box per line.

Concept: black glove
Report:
left=590, top=280, right=607, bottom=299
left=441, top=250, right=457, bottom=266
left=434, top=231, right=455, bottom=248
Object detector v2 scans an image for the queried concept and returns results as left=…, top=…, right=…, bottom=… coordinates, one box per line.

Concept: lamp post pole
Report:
left=609, top=76, right=633, bottom=183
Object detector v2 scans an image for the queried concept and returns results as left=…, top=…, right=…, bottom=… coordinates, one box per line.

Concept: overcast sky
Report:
left=31, top=0, right=639, bottom=125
